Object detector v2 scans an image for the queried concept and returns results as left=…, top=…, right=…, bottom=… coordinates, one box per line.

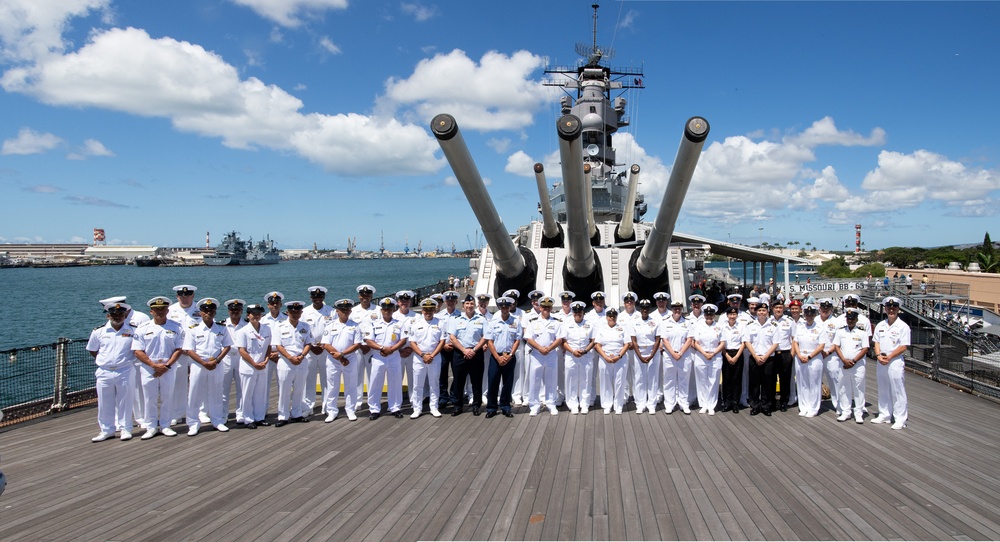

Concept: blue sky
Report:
left=1, top=1, right=997, bottom=252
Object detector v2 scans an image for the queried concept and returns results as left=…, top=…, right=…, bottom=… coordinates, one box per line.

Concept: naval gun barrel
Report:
left=534, top=163, right=564, bottom=248
left=615, top=164, right=641, bottom=242
left=432, top=114, right=536, bottom=300
left=583, top=163, right=597, bottom=239
left=635, top=117, right=709, bottom=278
left=558, top=115, right=604, bottom=296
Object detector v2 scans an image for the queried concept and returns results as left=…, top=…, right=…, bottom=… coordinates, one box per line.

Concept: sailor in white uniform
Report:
left=739, top=296, right=759, bottom=407
left=221, top=299, right=247, bottom=423
left=260, top=291, right=287, bottom=418
left=524, top=296, right=561, bottom=416
left=132, top=296, right=185, bottom=439
left=556, top=301, right=594, bottom=414
left=98, top=295, right=148, bottom=429
left=406, top=298, right=446, bottom=418
left=818, top=298, right=846, bottom=416
left=274, top=301, right=313, bottom=426
left=350, top=285, right=377, bottom=410
left=594, top=307, right=629, bottom=414
left=831, top=308, right=869, bottom=423
left=181, top=298, right=232, bottom=435
left=690, top=304, right=724, bottom=415
left=87, top=301, right=138, bottom=441
left=301, top=286, right=334, bottom=416
left=393, top=290, right=418, bottom=406
left=235, top=304, right=272, bottom=428
left=658, top=298, right=693, bottom=414
left=792, top=304, right=825, bottom=418
left=363, top=297, right=407, bottom=419
left=515, top=290, right=545, bottom=405
left=629, top=299, right=661, bottom=414
left=872, top=296, right=910, bottom=429
left=585, top=291, right=608, bottom=407
left=320, top=299, right=364, bottom=421
left=167, top=285, right=199, bottom=425
left=436, top=290, right=463, bottom=407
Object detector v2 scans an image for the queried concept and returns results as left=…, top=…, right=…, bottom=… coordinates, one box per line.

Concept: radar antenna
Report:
left=574, top=3, right=614, bottom=67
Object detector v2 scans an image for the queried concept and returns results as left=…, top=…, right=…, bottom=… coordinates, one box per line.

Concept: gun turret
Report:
left=558, top=114, right=604, bottom=298
left=534, top=163, right=564, bottom=248
left=431, top=114, right=537, bottom=303
left=628, top=117, right=710, bottom=299
left=614, top=164, right=641, bottom=243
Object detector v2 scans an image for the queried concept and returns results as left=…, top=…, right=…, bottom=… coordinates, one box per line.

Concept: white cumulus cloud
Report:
left=1, top=127, right=62, bottom=155
left=401, top=2, right=438, bottom=22
left=784, top=116, right=886, bottom=147
left=229, top=0, right=348, bottom=28
left=0, top=0, right=110, bottom=62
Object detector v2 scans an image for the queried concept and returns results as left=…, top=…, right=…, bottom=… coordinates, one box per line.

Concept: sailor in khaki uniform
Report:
left=132, top=296, right=185, bottom=439
left=181, top=298, right=232, bottom=435
left=321, top=299, right=364, bottom=421
left=274, top=301, right=313, bottom=426
left=87, top=301, right=139, bottom=441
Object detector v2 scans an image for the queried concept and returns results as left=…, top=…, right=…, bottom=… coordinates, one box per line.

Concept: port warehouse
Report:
left=0, top=244, right=212, bottom=261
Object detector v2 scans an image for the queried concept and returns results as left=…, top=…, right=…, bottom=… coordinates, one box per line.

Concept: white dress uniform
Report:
left=628, top=316, right=661, bottom=414
left=406, top=316, right=446, bottom=414
left=167, top=302, right=198, bottom=423
left=363, top=316, right=406, bottom=415
left=132, top=319, right=184, bottom=430
left=321, top=317, right=363, bottom=419
left=584, top=307, right=607, bottom=406
left=235, top=323, right=272, bottom=424
left=619, top=308, right=641, bottom=404
left=260, top=310, right=288, bottom=417
left=126, top=309, right=150, bottom=428
left=350, top=301, right=379, bottom=407
left=818, top=313, right=846, bottom=415
left=832, top=322, right=869, bottom=421
left=872, top=317, right=910, bottom=427
left=786, top=316, right=802, bottom=406
left=737, top=310, right=755, bottom=407
left=221, top=317, right=247, bottom=422
left=594, top=319, right=629, bottom=414
left=87, top=319, right=138, bottom=436
left=792, top=321, right=825, bottom=417
left=301, top=303, right=334, bottom=415
left=556, top=318, right=594, bottom=412
left=514, top=308, right=541, bottom=405
left=182, top=319, right=233, bottom=430
left=690, top=319, right=723, bottom=413
left=274, top=319, right=313, bottom=421
left=658, top=315, right=692, bottom=413
left=524, top=314, right=561, bottom=414
left=394, top=307, right=418, bottom=405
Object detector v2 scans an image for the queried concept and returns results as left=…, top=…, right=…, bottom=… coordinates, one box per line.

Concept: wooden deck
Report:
left=2, top=368, right=1000, bottom=541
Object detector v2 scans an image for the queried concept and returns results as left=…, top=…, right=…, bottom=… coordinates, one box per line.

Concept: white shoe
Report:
left=871, top=415, right=890, bottom=424
left=699, top=407, right=707, bottom=414
left=580, top=406, right=589, bottom=414
left=187, top=426, right=199, bottom=437
left=798, top=410, right=807, bottom=417
left=91, top=432, right=113, bottom=442
left=648, top=406, right=656, bottom=416
left=603, top=408, right=611, bottom=415
left=635, top=407, right=645, bottom=415
left=169, top=419, right=178, bottom=426
left=529, top=409, right=539, bottom=417
left=410, top=410, right=421, bottom=419
left=120, top=430, right=132, bottom=441
left=891, top=421, right=906, bottom=430
left=548, top=406, right=558, bottom=416
left=837, top=413, right=851, bottom=422
left=682, top=407, right=691, bottom=415
left=804, top=412, right=816, bottom=418
left=325, top=412, right=337, bottom=423
left=215, top=424, right=229, bottom=432
left=199, top=414, right=211, bottom=424
left=708, top=409, right=715, bottom=416
left=615, top=409, right=623, bottom=415
left=570, top=407, right=579, bottom=415
left=430, top=408, right=442, bottom=418
left=161, top=427, right=178, bottom=437
left=355, top=402, right=364, bottom=410
left=855, top=415, right=864, bottom=424
left=141, top=428, right=158, bottom=440
left=347, top=411, right=358, bottom=421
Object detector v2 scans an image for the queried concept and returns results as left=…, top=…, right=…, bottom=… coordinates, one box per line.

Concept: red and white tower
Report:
left=206, top=231, right=210, bottom=248
left=855, top=224, right=862, bottom=253
left=93, top=228, right=106, bottom=246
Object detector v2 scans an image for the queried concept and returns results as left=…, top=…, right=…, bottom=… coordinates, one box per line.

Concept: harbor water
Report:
left=0, top=257, right=470, bottom=351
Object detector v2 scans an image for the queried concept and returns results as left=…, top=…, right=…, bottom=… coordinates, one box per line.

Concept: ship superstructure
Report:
left=203, top=231, right=281, bottom=266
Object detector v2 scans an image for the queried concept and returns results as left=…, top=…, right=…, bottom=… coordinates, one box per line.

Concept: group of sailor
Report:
left=86, top=282, right=911, bottom=442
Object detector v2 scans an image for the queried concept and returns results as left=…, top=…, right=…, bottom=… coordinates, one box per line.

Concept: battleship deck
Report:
left=1, top=369, right=999, bottom=541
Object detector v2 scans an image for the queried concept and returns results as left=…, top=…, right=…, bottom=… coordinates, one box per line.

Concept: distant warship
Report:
left=203, top=231, right=281, bottom=266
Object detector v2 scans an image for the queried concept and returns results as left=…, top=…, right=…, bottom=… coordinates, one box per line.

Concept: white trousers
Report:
left=600, top=358, right=628, bottom=411
left=325, top=354, right=359, bottom=415
left=140, top=364, right=175, bottom=429
left=277, top=360, right=309, bottom=420
left=797, top=357, right=824, bottom=416
left=169, top=356, right=190, bottom=422
left=187, top=362, right=226, bottom=428
left=355, top=350, right=370, bottom=406
left=528, top=352, right=558, bottom=410
left=96, top=366, right=134, bottom=434
left=131, top=364, right=145, bottom=427
left=411, top=355, right=441, bottom=411
left=824, top=353, right=847, bottom=414
left=693, top=353, right=721, bottom=411
left=563, top=352, right=594, bottom=410
left=303, top=351, right=328, bottom=415
left=400, top=353, right=415, bottom=404
left=876, top=358, right=907, bottom=424
left=632, top=351, right=661, bottom=412
left=661, top=351, right=692, bottom=411
left=842, top=360, right=866, bottom=417
left=263, top=360, right=277, bottom=417
left=238, top=367, right=268, bottom=423
left=368, top=356, right=402, bottom=414
left=221, top=354, right=243, bottom=421
left=511, top=344, right=528, bottom=402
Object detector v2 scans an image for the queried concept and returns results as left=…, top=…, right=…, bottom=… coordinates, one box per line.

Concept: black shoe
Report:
left=393, top=412, right=404, bottom=419
left=256, top=420, right=271, bottom=427
left=472, top=407, right=481, bottom=416
left=451, top=408, right=462, bottom=417
left=485, top=411, right=497, bottom=418
left=502, top=410, right=513, bottom=418
left=721, top=404, right=731, bottom=412
left=779, top=404, right=788, bottom=412
left=750, top=408, right=759, bottom=416
left=763, top=410, right=772, bottom=417
left=294, top=416, right=309, bottom=423
left=275, top=420, right=288, bottom=427
left=369, top=413, right=380, bottom=420
left=732, top=406, right=740, bottom=414
left=246, top=422, right=257, bottom=429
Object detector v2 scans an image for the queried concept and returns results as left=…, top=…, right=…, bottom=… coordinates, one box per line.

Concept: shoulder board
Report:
left=93, top=325, right=103, bottom=331
left=189, top=324, right=198, bottom=329
left=217, top=320, right=226, bottom=325
left=129, top=323, right=137, bottom=328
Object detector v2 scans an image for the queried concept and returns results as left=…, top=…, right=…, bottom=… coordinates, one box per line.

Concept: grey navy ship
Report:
left=203, top=231, right=281, bottom=266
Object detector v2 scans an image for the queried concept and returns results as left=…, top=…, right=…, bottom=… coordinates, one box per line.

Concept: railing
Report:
left=1, top=337, right=96, bottom=428
left=904, top=328, right=1000, bottom=400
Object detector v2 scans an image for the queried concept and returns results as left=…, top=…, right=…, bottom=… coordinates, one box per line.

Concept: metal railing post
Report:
left=932, top=328, right=941, bottom=382
left=51, top=337, right=69, bottom=412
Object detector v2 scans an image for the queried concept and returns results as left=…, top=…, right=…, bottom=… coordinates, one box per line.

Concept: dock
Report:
left=1, top=368, right=999, bottom=541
